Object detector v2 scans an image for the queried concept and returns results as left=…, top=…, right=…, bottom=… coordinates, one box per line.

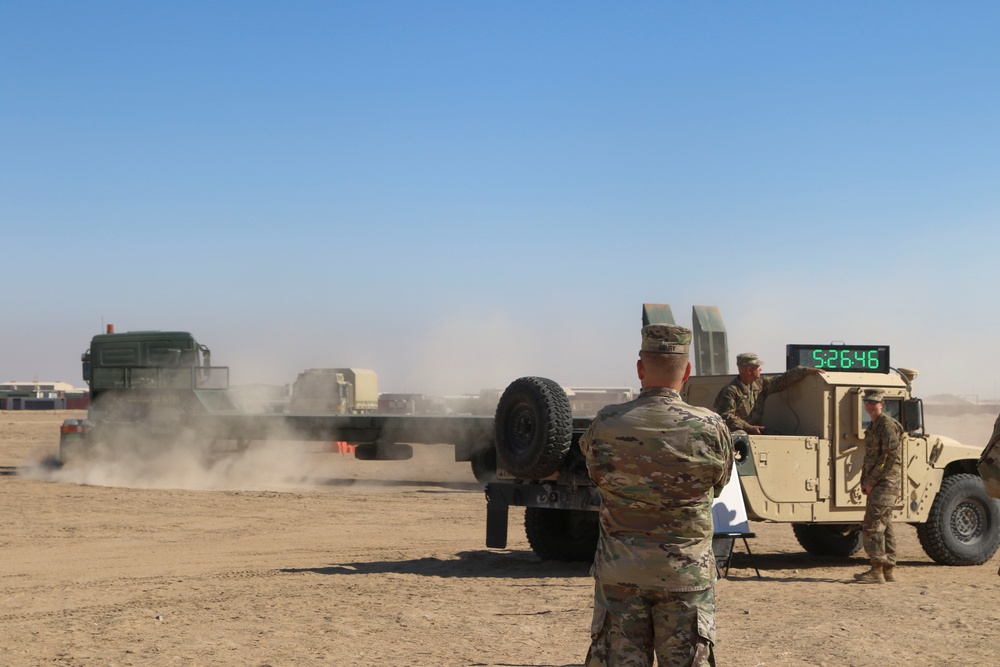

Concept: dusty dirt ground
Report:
left=3, top=410, right=1000, bottom=667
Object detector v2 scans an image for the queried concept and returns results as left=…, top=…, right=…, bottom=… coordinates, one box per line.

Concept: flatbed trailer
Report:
left=62, top=410, right=496, bottom=474
left=190, top=412, right=495, bottom=462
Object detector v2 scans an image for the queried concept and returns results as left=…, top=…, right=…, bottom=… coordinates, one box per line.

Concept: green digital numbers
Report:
left=806, top=346, right=884, bottom=371
left=812, top=349, right=832, bottom=368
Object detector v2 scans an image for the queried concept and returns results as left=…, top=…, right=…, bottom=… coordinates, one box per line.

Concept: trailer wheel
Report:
left=916, top=473, right=1000, bottom=565
left=470, top=446, right=498, bottom=483
left=494, top=377, right=572, bottom=479
left=524, top=507, right=598, bottom=562
left=792, top=523, right=863, bottom=558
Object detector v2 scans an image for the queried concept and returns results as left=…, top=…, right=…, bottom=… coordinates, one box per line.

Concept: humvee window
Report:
left=861, top=398, right=902, bottom=431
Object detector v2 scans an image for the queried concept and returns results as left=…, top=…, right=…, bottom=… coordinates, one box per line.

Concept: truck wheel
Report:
left=470, top=446, right=498, bottom=483
left=59, top=419, right=91, bottom=466
left=916, top=473, right=1000, bottom=565
left=524, top=507, right=598, bottom=562
left=792, top=523, right=862, bottom=557
left=494, top=377, right=572, bottom=479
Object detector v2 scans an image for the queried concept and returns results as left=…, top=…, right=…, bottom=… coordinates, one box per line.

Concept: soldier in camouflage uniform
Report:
left=581, top=324, right=734, bottom=667
left=713, top=352, right=822, bottom=434
left=977, top=413, right=1000, bottom=576
left=978, top=412, right=1000, bottom=501
left=854, top=389, right=904, bottom=584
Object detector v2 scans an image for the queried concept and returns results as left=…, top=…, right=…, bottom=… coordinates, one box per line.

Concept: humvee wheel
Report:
left=494, top=377, right=572, bottom=479
left=916, top=473, right=1000, bottom=565
left=470, top=446, right=498, bottom=483
left=524, top=507, right=598, bottom=562
left=792, top=523, right=862, bottom=558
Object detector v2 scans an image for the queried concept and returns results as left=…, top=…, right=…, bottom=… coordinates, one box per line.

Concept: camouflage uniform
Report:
left=978, top=413, right=1000, bottom=575
left=713, top=359, right=812, bottom=433
left=581, top=324, right=734, bottom=667
left=977, top=412, right=1000, bottom=500
left=860, top=405, right=904, bottom=565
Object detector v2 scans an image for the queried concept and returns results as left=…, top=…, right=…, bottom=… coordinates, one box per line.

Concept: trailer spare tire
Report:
left=494, top=377, right=572, bottom=479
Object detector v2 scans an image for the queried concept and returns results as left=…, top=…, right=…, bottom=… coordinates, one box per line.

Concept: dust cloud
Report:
left=224, top=311, right=638, bottom=398
left=17, top=417, right=481, bottom=492
left=922, top=405, right=997, bottom=449
left=19, top=423, right=322, bottom=491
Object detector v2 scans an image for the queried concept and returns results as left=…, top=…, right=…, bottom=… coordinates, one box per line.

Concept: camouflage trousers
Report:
left=585, top=581, right=716, bottom=667
left=861, top=501, right=896, bottom=565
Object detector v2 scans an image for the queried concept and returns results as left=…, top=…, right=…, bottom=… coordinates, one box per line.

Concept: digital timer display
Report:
left=786, top=344, right=889, bottom=372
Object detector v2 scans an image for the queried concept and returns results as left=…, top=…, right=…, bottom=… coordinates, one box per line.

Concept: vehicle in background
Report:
left=60, top=325, right=238, bottom=462
left=289, top=368, right=378, bottom=415
left=59, top=326, right=495, bottom=478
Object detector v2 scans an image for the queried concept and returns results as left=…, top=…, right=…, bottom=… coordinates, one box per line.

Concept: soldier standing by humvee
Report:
left=854, top=389, right=904, bottom=584
left=580, top=324, right=733, bottom=666
left=977, top=413, right=1000, bottom=575
left=978, top=412, right=1000, bottom=500
left=713, top=352, right=822, bottom=434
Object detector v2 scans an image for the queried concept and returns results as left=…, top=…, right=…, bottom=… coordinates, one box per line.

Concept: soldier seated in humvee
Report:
left=713, top=352, right=823, bottom=434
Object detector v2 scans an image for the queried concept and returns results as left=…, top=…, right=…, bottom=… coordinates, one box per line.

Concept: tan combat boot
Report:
left=882, top=564, right=896, bottom=582
left=853, top=560, right=886, bottom=584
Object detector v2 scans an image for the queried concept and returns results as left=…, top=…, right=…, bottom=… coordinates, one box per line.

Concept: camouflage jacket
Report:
left=580, top=386, right=734, bottom=592
left=862, top=412, right=903, bottom=505
left=713, top=366, right=811, bottom=432
left=978, top=412, right=1000, bottom=499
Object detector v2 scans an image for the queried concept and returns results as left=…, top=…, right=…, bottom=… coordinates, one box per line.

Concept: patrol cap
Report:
left=736, top=352, right=763, bottom=367
left=641, top=324, right=691, bottom=354
left=863, top=389, right=885, bottom=403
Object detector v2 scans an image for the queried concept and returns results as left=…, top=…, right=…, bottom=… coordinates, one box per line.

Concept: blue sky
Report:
left=3, top=2, right=999, bottom=400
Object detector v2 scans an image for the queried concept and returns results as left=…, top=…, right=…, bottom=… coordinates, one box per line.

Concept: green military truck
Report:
left=484, top=306, right=1000, bottom=566
left=60, top=326, right=496, bottom=474
left=60, top=327, right=239, bottom=462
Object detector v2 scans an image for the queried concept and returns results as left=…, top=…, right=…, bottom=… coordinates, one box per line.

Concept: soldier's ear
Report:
left=682, top=361, right=692, bottom=382
left=636, top=358, right=645, bottom=381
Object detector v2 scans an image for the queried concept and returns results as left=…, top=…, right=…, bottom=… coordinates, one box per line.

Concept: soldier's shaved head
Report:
left=638, top=351, right=690, bottom=389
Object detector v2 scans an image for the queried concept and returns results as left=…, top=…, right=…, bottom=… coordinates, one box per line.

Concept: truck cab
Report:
left=60, top=327, right=237, bottom=462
